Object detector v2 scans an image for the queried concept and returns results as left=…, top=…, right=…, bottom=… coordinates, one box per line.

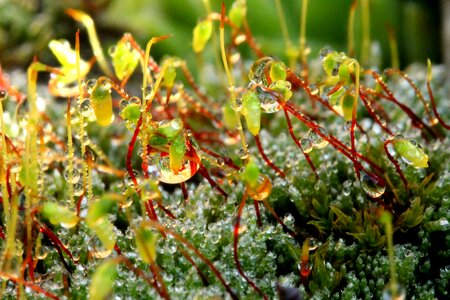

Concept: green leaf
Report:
left=135, top=226, right=157, bottom=263
left=169, top=133, right=186, bottom=172
left=91, top=80, right=114, bottom=126
left=157, top=118, right=183, bottom=140
left=86, top=195, right=117, bottom=227
left=110, top=40, right=140, bottom=80
left=192, top=20, right=212, bottom=53
left=89, top=259, right=117, bottom=300
left=229, top=0, right=247, bottom=28
left=41, top=202, right=79, bottom=228
left=120, top=103, right=141, bottom=124
left=241, top=158, right=260, bottom=188
left=393, top=139, right=428, bottom=168
left=163, top=63, right=176, bottom=88
left=269, top=61, right=287, bottom=82
left=395, top=197, right=424, bottom=229
left=241, top=90, right=261, bottom=136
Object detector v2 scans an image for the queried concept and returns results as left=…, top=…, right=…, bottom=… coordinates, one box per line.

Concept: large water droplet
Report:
left=360, top=171, right=385, bottom=198
left=246, top=174, right=272, bottom=201
left=256, top=86, right=281, bottom=113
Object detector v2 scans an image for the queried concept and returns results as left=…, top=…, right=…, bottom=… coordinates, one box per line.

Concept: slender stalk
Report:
left=347, top=0, right=357, bottom=57
left=380, top=211, right=398, bottom=298
left=386, top=25, right=399, bottom=69
left=360, top=0, right=371, bottom=65
left=220, top=3, right=248, bottom=159
left=275, top=0, right=295, bottom=69
left=66, top=9, right=114, bottom=78
left=298, top=0, right=309, bottom=66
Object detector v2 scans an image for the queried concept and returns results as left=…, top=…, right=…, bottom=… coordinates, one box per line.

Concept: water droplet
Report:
left=232, top=98, right=243, bottom=112
left=143, top=86, right=153, bottom=100
left=74, top=182, right=84, bottom=197
left=238, top=148, right=249, bottom=160
left=308, top=237, right=319, bottom=251
left=108, top=45, right=117, bottom=56
left=249, top=57, right=274, bottom=85
left=308, top=128, right=329, bottom=149
left=344, top=120, right=352, bottom=131
left=360, top=171, right=385, bottom=198
left=119, top=99, right=128, bottom=109
left=300, top=138, right=313, bottom=153
left=256, top=86, right=281, bottom=113
left=99, top=78, right=111, bottom=90
left=0, top=90, right=7, bottom=101
left=342, top=180, right=352, bottom=196
left=155, top=142, right=201, bottom=184
left=382, top=283, right=406, bottom=300
left=80, top=98, right=94, bottom=117
left=130, top=96, right=141, bottom=105
left=85, top=79, right=97, bottom=94
left=319, top=48, right=333, bottom=60
left=246, top=174, right=272, bottom=201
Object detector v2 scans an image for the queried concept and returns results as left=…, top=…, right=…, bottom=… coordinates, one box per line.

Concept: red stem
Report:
left=254, top=134, right=286, bottom=178
left=233, top=193, right=268, bottom=299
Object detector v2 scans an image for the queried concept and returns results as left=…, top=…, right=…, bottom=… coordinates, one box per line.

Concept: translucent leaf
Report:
left=48, top=39, right=90, bottom=84
left=89, top=259, right=117, bottom=300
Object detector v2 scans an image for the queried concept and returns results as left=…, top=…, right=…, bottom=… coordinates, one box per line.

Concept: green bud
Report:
left=158, top=118, right=183, bottom=140
left=136, top=226, right=157, bottom=263
left=163, top=63, right=177, bottom=88
left=393, top=139, right=429, bottom=168
left=110, top=41, right=140, bottom=80
left=241, top=158, right=260, bottom=188
left=89, top=260, right=117, bottom=300
left=169, top=133, right=186, bottom=172
left=192, top=20, right=213, bottom=53
left=241, top=90, right=261, bottom=136
left=229, top=0, right=247, bottom=28
left=120, top=103, right=141, bottom=124
left=148, top=133, right=169, bottom=147
left=341, top=93, right=355, bottom=121
left=86, top=195, right=117, bottom=228
left=91, top=80, right=114, bottom=126
left=41, top=202, right=79, bottom=228
left=222, top=102, right=238, bottom=130
left=269, top=61, right=287, bottom=82
left=48, top=39, right=90, bottom=84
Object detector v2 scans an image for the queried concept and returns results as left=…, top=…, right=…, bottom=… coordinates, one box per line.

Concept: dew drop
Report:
left=85, top=79, right=97, bottom=94
left=256, top=86, right=281, bottom=113
left=300, top=138, right=313, bottom=153
left=246, top=174, right=272, bottom=201
left=360, top=171, right=385, bottom=198
left=342, top=180, right=352, bottom=196
left=382, top=283, right=406, bottom=300
left=238, top=148, right=249, bottom=160
left=73, top=182, right=84, bottom=197
left=319, top=48, right=333, bottom=60
left=308, top=128, right=329, bottom=149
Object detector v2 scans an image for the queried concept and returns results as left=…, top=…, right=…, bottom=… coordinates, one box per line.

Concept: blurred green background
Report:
left=0, top=0, right=442, bottom=70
